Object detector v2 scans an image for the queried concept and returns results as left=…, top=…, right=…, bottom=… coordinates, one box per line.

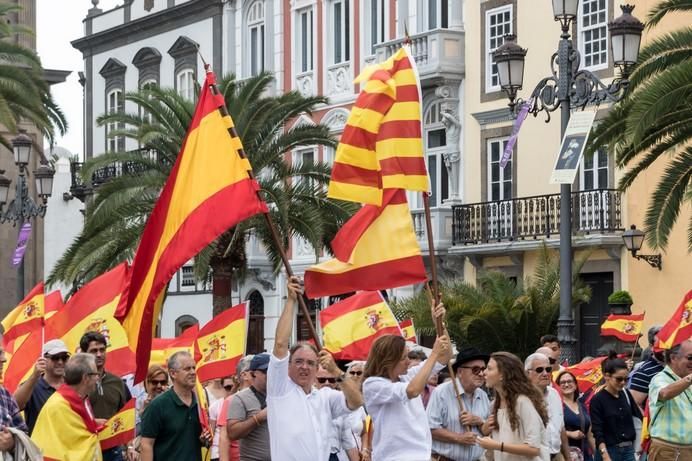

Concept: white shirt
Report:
left=363, top=360, right=445, bottom=461
left=267, top=352, right=352, bottom=461
left=208, top=397, right=224, bottom=459
left=544, top=386, right=564, bottom=454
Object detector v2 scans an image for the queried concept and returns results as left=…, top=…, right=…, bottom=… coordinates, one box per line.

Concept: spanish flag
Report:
left=328, top=47, right=427, bottom=206
left=558, top=356, right=606, bottom=394
left=150, top=323, right=199, bottom=367
left=600, top=313, right=645, bottom=342
left=1, top=281, right=44, bottom=342
left=320, top=291, right=401, bottom=360
left=116, top=68, right=268, bottom=383
left=304, top=189, right=426, bottom=298
left=98, top=398, right=135, bottom=451
left=32, top=384, right=102, bottom=461
left=45, top=289, right=64, bottom=319
left=399, top=318, right=417, bottom=343
left=194, top=302, right=247, bottom=382
left=655, top=290, right=692, bottom=350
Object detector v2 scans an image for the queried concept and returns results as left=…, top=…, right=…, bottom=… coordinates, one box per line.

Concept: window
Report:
left=423, top=102, right=449, bottom=208
left=331, top=0, right=350, bottom=64
left=106, top=89, right=124, bottom=152
left=181, top=266, right=195, bottom=287
left=579, top=0, right=608, bottom=70
left=247, top=291, right=265, bottom=354
left=487, top=137, right=512, bottom=201
left=176, top=69, right=195, bottom=101
left=426, top=0, right=449, bottom=30
left=297, top=298, right=320, bottom=341
left=248, top=1, right=265, bottom=76
left=175, top=315, right=198, bottom=336
left=485, top=5, right=513, bottom=92
left=581, top=148, right=609, bottom=190
left=366, top=0, right=386, bottom=55
left=297, top=8, right=314, bottom=73
left=293, top=149, right=315, bottom=189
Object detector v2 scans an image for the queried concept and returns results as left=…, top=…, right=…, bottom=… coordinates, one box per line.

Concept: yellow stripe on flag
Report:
left=323, top=302, right=398, bottom=353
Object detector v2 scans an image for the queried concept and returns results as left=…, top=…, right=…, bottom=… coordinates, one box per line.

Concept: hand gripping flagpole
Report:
left=204, top=65, right=322, bottom=349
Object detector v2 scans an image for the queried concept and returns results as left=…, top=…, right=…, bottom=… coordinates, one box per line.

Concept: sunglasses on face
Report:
left=317, top=377, right=337, bottom=384
left=349, top=370, right=363, bottom=376
left=149, top=379, right=167, bottom=386
left=533, top=366, right=553, bottom=374
left=47, top=354, right=70, bottom=362
left=223, top=385, right=234, bottom=391
left=460, top=366, right=487, bottom=375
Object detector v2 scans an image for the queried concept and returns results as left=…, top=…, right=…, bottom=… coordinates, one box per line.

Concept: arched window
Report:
left=247, top=1, right=265, bottom=76
left=106, top=89, right=124, bottom=152
left=175, top=315, right=198, bottom=336
left=422, top=101, right=448, bottom=207
left=247, top=290, right=265, bottom=354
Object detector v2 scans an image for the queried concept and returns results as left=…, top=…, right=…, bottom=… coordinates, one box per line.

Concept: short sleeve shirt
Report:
left=628, top=358, right=664, bottom=394
left=140, top=389, right=202, bottom=461
left=23, top=376, right=56, bottom=434
left=228, top=387, right=270, bottom=461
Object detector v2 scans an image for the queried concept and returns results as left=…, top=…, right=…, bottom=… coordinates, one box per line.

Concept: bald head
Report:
left=536, top=346, right=558, bottom=364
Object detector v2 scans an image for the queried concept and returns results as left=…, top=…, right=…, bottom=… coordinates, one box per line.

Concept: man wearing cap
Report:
left=227, top=353, right=270, bottom=461
left=14, top=339, right=69, bottom=434
left=427, top=348, right=492, bottom=461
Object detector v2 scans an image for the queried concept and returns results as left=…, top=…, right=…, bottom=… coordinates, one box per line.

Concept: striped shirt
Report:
left=648, top=366, right=692, bottom=445
left=427, top=379, right=491, bottom=461
left=629, top=358, right=664, bottom=394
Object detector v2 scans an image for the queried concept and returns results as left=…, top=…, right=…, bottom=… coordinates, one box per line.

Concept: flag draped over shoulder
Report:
left=328, top=47, right=427, bottom=206
left=150, top=324, right=199, bottom=367
left=194, top=303, right=247, bottom=382
left=1, top=281, right=44, bottom=342
left=98, top=398, right=135, bottom=451
left=600, top=313, right=645, bottom=342
left=320, top=291, right=401, bottom=360
left=655, top=290, right=692, bottom=350
left=116, top=69, right=268, bottom=383
left=399, top=318, right=417, bottom=343
left=304, top=189, right=426, bottom=298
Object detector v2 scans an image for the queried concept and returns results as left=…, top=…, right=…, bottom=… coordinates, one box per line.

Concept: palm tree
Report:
left=48, top=72, right=357, bottom=313
left=0, top=3, right=67, bottom=148
left=585, top=0, right=692, bottom=251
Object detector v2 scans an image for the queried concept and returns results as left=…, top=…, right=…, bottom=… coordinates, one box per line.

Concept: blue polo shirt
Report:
left=23, top=376, right=57, bottom=434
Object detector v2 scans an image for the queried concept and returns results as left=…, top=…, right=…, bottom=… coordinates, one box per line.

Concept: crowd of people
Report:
left=0, top=278, right=689, bottom=461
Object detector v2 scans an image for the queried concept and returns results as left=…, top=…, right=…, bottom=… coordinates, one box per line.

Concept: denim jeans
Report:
left=102, top=446, right=125, bottom=461
left=595, top=445, right=635, bottom=461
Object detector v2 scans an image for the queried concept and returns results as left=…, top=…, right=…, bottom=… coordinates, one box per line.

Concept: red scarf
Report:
left=56, top=384, right=99, bottom=433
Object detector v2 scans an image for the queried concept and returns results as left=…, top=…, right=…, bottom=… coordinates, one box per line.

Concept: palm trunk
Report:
left=211, top=262, right=233, bottom=317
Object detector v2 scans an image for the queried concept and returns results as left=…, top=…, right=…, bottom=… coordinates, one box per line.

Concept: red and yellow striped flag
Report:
left=98, top=398, right=135, bottom=450
left=116, top=69, right=268, bottom=383
left=194, top=303, right=247, bottom=382
left=304, top=189, right=426, bottom=298
left=150, top=323, right=199, bottom=367
left=320, top=291, right=401, bottom=360
left=399, top=318, right=417, bottom=343
left=328, top=47, right=427, bottom=206
left=600, top=313, right=645, bottom=342
left=655, top=290, right=692, bottom=350
left=1, top=281, right=44, bottom=342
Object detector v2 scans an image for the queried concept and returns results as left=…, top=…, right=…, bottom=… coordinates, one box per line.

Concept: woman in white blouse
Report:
left=362, top=304, right=452, bottom=461
left=478, top=351, right=550, bottom=461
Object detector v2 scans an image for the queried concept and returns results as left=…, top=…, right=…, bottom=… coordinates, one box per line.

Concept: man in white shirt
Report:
left=525, top=352, right=570, bottom=461
left=267, top=276, right=363, bottom=461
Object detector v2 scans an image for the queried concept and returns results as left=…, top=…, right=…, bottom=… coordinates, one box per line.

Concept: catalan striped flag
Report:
left=1, top=281, right=44, bottom=342
left=98, top=398, right=136, bottom=451
left=328, top=47, right=427, bottom=206
left=655, top=290, right=692, bottom=350
left=399, top=318, right=417, bottom=343
left=320, top=291, right=401, bottom=360
left=116, top=69, right=268, bottom=383
left=193, top=303, right=247, bottom=382
left=150, top=324, right=199, bottom=367
left=600, top=313, right=645, bottom=342
left=304, top=189, right=427, bottom=298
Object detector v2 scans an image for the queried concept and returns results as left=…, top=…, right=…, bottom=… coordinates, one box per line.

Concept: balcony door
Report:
left=578, top=272, right=613, bottom=359
left=579, top=148, right=612, bottom=231
left=487, top=137, right=513, bottom=239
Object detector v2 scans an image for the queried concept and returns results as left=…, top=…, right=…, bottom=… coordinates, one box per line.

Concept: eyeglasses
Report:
left=316, top=377, right=337, bottom=384
left=611, top=376, right=628, bottom=383
left=349, top=370, right=363, bottom=376
left=223, top=385, right=234, bottom=391
left=558, top=380, right=575, bottom=386
left=533, top=366, right=553, bottom=374
left=460, top=366, right=487, bottom=375
left=292, top=358, right=317, bottom=368
left=87, top=372, right=100, bottom=377
left=48, top=354, right=70, bottom=362
left=149, top=379, right=167, bottom=386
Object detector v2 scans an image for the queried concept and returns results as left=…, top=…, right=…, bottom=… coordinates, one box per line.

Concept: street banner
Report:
left=11, top=222, right=32, bottom=267
left=500, top=98, right=533, bottom=169
left=549, top=110, right=597, bottom=184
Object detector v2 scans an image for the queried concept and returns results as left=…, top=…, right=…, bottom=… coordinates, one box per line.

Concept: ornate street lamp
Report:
left=622, top=225, right=662, bottom=270
left=492, top=3, right=643, bottom=363
left=0, top=170, right=10, bottom=207
left=33, top=163, right=55, bottom=203
left=12, top=131, right=32, bottom=168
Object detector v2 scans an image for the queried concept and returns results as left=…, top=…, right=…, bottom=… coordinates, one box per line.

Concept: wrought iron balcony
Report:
left=452, top=189, right=623, bottom=245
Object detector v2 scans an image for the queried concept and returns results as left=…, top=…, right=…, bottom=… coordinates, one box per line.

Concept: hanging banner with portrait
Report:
left=550, top=110, right=597, bottom=184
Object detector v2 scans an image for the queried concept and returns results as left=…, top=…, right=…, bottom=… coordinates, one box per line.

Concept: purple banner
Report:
left=12, top=222, right=32, bottom=267
left=500, top=99, right=532, bottom=169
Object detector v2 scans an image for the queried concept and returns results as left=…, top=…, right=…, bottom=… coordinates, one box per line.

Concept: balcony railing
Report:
left=452, top=189, right=622, bottom=245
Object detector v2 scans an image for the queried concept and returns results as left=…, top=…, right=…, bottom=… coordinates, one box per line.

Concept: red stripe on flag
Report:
left=320, top=292, right=384, bottom=325
left=353, top=91, right=395, bottom=115
left=330, top=163, right=382, bottom=188
left=339, top=126, right=378, bottom=151
left=379, top=157, right=428, bottom=176
left=378, top=120, right=422, bottom=139
left=329, top=326, right=403, bottom=361
left=196, top=356, right=243, bottom=383
left=390, top=85, right=420, bottom=102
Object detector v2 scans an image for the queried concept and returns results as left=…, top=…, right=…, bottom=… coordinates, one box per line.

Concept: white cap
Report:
left=42, top=339, right=69, bottom=357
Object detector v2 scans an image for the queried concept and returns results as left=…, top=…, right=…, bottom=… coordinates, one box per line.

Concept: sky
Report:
left=36, top=0, right=122, bottom=159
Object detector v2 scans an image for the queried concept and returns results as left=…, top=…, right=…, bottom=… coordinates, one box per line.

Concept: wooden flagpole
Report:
left=206, top=66, right=322, bottom=349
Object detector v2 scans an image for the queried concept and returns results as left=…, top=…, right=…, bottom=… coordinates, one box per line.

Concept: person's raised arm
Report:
left=273, top=276, right=302, bottom=359
left=406, top=334, right=451, bottom=399
left=319, top=350, right=364, bottom=410
left=14, top=357, right=45, bottom=410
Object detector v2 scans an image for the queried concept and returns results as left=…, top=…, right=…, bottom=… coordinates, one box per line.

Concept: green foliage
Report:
left=607, top=290, right=633, bottom=305
left=391, top=246, right=592, bottom=359
left=585, top=0, right=692, bottom=251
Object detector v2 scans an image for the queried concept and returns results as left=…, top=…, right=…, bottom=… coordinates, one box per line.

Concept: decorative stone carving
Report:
left=294, top=237, right=315, bottom=258
left=322, top=108, right=349, bottom=133
left=440, top=102, right=461, bottom=202
left=296, top=72, right=314, bottom=97
left=327, top=63, right=351, bottom=97
left=144, top=0, right=154, bottom=11
left=249, top=268, right=276, bottom=291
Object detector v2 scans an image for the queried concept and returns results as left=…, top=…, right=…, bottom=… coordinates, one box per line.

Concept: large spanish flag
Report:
left=116, top=68, right=268, bottom=383
left=399, top=318, right=417, bottom=343
left=45, top=289, right=64, bottom=319
left=194, top=302, right=247, bottom=382
left=150, top=323, right=199, bottom=367
left=600, top=313, right=645, bottom=342
left=98, top=398, right=135, bottom=451
left=328, top=47, right=427, bottom=206
left=655, top=290, right=692, bottom=350
left=304, top=189, right=426, bottom=298
left=556, top=356, right=606, bottom=394
left=320, top=291, right=401, bottom=360
left=1, top=281, right=44, bottom=342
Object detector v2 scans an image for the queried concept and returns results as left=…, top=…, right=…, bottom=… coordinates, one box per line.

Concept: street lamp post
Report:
left=0, top=130, right=55, bottom=303
left=493, top=3, right=643, bottom=363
